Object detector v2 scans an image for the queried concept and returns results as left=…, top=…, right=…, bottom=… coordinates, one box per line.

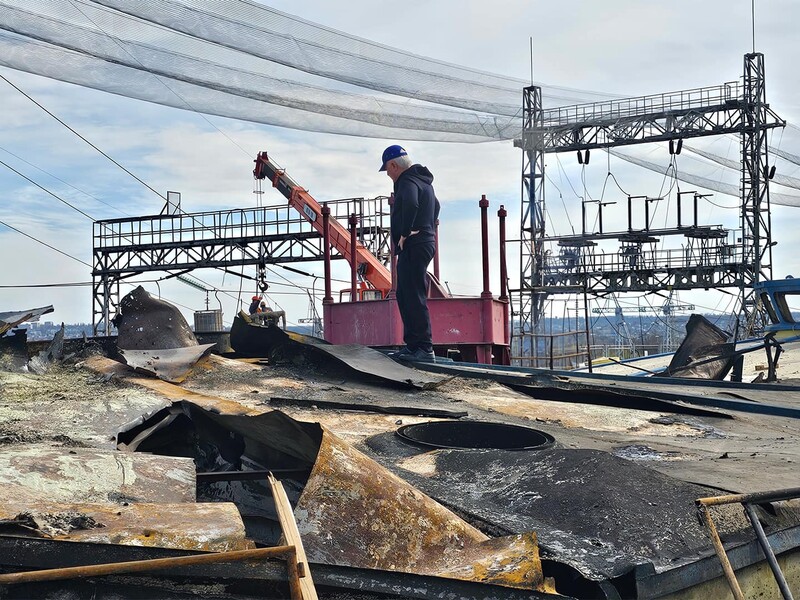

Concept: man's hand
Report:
left=399, top=235, right=406, bottom=251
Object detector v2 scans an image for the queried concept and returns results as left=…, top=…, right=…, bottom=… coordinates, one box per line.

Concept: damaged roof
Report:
left=2, top=295, right=800, bottom=598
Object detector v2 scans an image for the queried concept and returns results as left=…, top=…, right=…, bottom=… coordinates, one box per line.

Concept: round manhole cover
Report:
left=396, top=421, right=555, bottom=451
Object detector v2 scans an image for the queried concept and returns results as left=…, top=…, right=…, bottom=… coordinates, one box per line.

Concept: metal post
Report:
left=697, top=504, right=746, bottom=600
left=434, top=218, right=440, bottom=280
left=498, top=205, right=508, bottom=301
left=583, top=287, right=593, bottom=373
left=581, top=199, right=587, bottom=235
left=743, top=503, right=795, bottom=600
left=480, top=195, right=491, bottom=298
left=348, top=213, right=358, bottom=302
left=321, top=204, right=333, bottom=304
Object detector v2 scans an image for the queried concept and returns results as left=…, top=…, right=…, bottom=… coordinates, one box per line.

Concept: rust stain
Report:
left=294, top=430, right=544, bottom=589
left=84, top=356, right=258, bottom=416
left=436, top=532, right=545, bottom=590
left=0, top=501, right=253, bottom=552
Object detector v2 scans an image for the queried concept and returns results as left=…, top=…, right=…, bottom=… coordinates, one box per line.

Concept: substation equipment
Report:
left=513, top=53, right=785, bottom=367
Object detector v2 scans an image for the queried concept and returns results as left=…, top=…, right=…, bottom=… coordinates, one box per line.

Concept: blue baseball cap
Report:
left=379, top=144, right=407, bottom=171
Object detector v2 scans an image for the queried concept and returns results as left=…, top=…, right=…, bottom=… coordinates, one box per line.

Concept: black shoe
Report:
left=388, top=346, right=413, bottom=357
left=398, top=348, right=436, bottom=363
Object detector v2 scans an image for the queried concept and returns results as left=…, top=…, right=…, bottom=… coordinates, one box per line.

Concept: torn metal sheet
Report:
left=295, top=430, right=546, bottom=591
left=119, top=344, right=216, bottom=383
left=0, top=501, right=252, bottom=552
left=26, top=323, right=64, bottom=375
left=113, top=286, right=217, bottom=382
left=231, top=313, right=445, bottom=389
left=0, top=305, right=54, bottom=337
left=0, top=446, right=196, bottom=504
left=119, top=400, right=546, bottom=591
left=316, top=343, right=447, bottom=390
left=232, top=310, right=328, bottom=353
left=658, top=313, right=736, bottom=379
left=114, top=286, right=198, bottom=350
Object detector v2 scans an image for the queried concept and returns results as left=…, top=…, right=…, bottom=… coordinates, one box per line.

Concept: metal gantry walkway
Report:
left=92, top=197, right=389, bottom=334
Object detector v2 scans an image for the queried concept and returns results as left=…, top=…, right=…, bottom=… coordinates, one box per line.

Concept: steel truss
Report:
left=514, top=53, right=784, bottom=360
left=92, top=197, right=389, bottom=335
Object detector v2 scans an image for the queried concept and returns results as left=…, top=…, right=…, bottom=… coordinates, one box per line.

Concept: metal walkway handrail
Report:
left=696, top=487, right=800, bottom=600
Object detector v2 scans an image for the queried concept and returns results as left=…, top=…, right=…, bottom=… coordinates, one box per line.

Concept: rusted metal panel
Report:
left=84, top=355, right=258, bottom=416
left=111, top=392, right=544, bottom=590
left=0, top=446, right=196, bottom=504
left=0, top=501, right=252, bottom=552
left=435, top=532, right=544, bottom=590
left=295, top=430, right=545, bottom=590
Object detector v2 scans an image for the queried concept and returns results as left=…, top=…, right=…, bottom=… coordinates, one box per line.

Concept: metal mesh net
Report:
left=0, top=0, right=615, bottom=142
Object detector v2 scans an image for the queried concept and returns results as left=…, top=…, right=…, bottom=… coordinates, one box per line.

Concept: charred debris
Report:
left=1, top=289, right=800, bottom=599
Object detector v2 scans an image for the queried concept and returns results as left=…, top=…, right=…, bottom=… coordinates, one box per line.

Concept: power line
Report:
left=66, top=0, right=253, bottom=158
left=0, top=73, right=166, bottom=202
left=0, top=145, right=130, bottom=217
left=0, top=282, right=93, bottom=288
left=0, top=158, right=94, bottom=220
left=0, top=219, right=91, bottom=267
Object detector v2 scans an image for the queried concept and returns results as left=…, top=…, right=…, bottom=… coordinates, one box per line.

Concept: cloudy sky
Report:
left=2, top=0, right=800, bottom=332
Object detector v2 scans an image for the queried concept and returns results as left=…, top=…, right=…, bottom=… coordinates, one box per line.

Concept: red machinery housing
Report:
left=254, top=151, right=510, bottom=364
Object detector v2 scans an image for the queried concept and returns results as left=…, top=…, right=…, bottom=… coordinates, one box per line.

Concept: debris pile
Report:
left=1, top=294, right=799, bottom=598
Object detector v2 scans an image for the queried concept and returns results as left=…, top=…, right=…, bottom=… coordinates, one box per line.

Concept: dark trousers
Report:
left=396, top=242, right=435, bottom=352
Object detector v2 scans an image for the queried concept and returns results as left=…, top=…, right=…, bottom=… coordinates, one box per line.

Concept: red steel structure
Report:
left=254, top=151, right=510, bottom=364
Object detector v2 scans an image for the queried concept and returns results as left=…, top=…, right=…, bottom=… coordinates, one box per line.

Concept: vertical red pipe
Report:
left=349, top=213, right=358, bottom=302
left=322, top=203, right=332, bottom=304
left=479, top=195, right=491, bottom=298
left=497, top=205, right=508, bottom=301
left=433, top=218, right=440, bottom=280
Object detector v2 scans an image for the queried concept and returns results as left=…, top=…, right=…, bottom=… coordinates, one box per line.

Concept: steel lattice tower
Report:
left=514, top=53, right=784, bottom=364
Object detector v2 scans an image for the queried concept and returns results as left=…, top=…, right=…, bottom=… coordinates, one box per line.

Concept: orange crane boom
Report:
left=253, top=151, right=392, bottom=295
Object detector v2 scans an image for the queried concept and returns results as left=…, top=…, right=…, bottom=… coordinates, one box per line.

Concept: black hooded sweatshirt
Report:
left=391, top=164, right=440, bottom=254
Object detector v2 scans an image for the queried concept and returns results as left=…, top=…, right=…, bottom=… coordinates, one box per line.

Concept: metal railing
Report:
left=541, top=243, right=745, bottom=278
left=541, top=81, right=742, bottom=128
left=94, top=197, right=390, bottom=258
left=697, top=487, right=800, bottom=600
left=513, top=330, right=590, bottom=370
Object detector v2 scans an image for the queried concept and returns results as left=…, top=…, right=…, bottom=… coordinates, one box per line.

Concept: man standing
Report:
left=380, top=144, right=439, bottom=362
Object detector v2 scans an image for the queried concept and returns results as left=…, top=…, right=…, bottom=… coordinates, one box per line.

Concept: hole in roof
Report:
left=396, top=421, right=555, bottom=451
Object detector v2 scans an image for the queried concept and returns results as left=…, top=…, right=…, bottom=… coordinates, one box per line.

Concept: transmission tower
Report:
left=514, top=53, right=784, bottom=365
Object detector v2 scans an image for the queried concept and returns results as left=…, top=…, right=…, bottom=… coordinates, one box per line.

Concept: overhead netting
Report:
left=0, top=0, right=618, bottom=142
left=0, top=0, right=798, bottom=203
